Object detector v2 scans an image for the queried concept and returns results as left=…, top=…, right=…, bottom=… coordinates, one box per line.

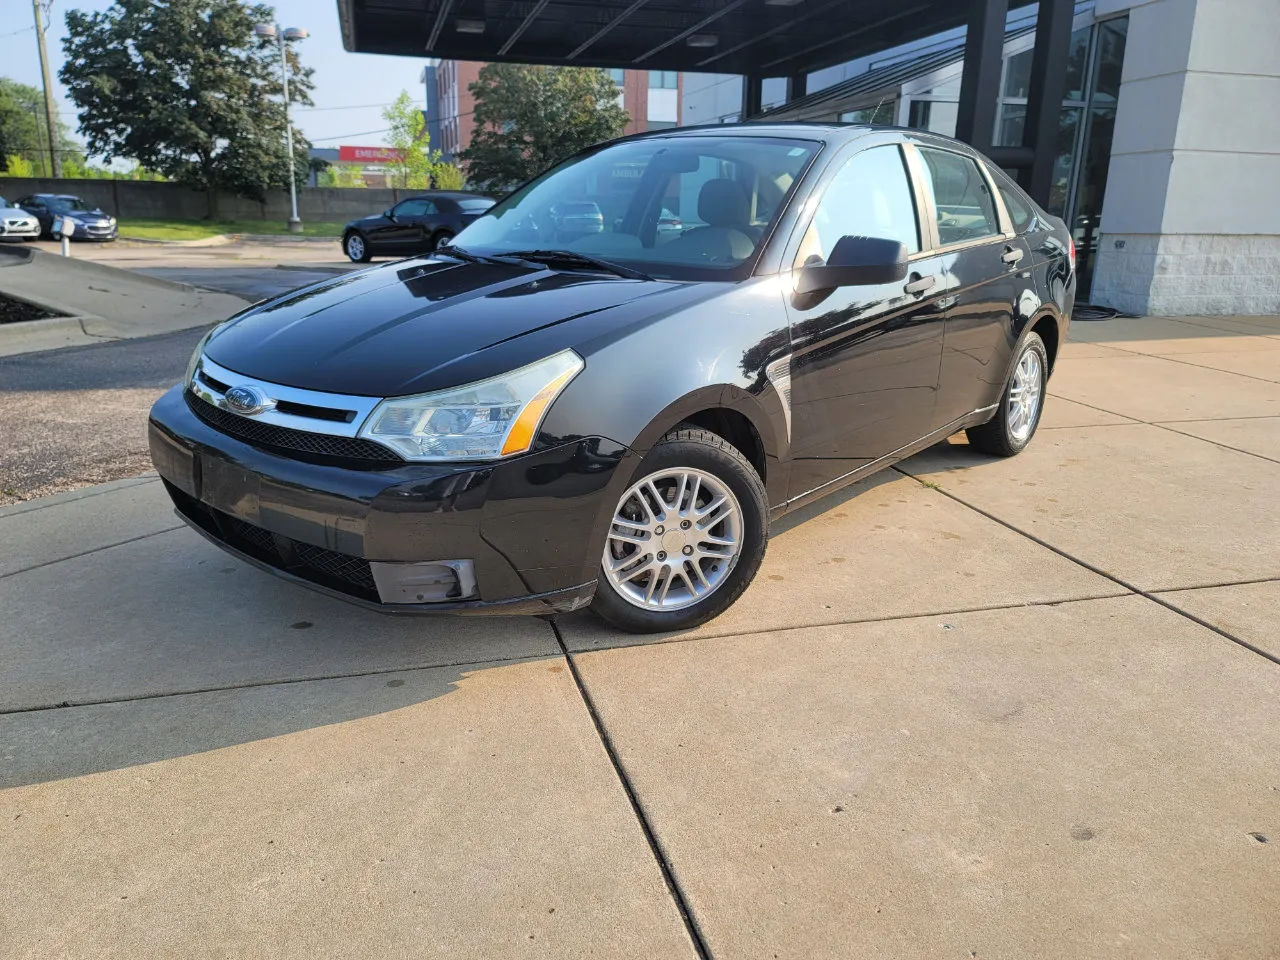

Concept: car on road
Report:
left=0, top=195, right=40, bottom=242
left=15, top=194, right=117, bottom=241
left=150, top=123, right=1073, bottom=633
left=342, top=191, right=494, bottom=262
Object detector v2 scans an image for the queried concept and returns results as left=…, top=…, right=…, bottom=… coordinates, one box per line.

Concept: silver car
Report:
left=0, top=195, right=40, bottom=242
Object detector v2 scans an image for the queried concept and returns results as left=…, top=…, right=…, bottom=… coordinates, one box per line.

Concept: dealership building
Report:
left=341, top=0, right=1279, bottom=317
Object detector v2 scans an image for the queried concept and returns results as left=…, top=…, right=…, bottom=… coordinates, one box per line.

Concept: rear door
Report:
left=783, top=140, right=951, bottom=501
left=913, top=145, right=1030, bottom=427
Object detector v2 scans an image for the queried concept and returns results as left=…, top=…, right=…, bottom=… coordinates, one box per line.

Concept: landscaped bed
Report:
left=0, top=292, right=64, bottom=325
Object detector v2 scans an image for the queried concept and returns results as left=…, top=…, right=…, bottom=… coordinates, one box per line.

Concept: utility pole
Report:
left=32, top=0, right=63, bottom=178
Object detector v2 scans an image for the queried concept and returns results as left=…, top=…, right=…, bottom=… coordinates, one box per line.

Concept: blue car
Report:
left=17, top=194, right=118, bottom=241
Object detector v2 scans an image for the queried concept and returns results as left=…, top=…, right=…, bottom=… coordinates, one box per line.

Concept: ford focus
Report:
left=149, top=123, right=1074, bottom=633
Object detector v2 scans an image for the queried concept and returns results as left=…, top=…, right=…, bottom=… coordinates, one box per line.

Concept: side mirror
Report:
left=383, top=209, right=394, bottom=220
left=796, top=236, right=908, bottom=294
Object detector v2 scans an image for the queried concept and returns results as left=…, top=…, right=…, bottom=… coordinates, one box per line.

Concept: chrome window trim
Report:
left=190, top=355, right=383, bottom=438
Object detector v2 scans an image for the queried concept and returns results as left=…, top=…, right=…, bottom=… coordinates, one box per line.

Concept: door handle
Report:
left=1001, top=245, right=1025, bottom=265
left=904, top=274, right=936, bottom=296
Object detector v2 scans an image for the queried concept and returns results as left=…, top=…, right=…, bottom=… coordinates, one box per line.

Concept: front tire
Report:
left=430, top=229, right=454, bottom=251
left=966, top=332, right=1048, bottom=456
left=591, top=426, right=768, bottom=634
left=343, top=231, right=371, bottom=263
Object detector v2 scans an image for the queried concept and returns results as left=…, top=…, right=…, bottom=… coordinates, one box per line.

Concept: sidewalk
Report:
left=2, top=314, right=1278, bottom=958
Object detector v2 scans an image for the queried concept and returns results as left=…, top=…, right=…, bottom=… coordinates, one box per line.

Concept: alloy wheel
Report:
left=346, top=234, right=365, bottom=261
left=603, top=467, right=743, bottom=611
left=1007, top=347, right=1043, bottom=442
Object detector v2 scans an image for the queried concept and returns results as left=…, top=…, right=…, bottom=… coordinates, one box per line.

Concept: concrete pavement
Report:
left=2, top=314, right=1278, bottom=958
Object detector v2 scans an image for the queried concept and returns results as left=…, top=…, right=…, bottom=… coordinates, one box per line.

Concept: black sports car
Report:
left=150, top=124, right=1074, bottom=633
left=341, top=191, right=494, bottom=262
left=17, top=194, right=117, bottom=241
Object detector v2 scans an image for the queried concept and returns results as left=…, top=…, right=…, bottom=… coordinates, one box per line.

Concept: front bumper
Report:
left=71, top=222, right=118, bottom=241
left=0, top=220, right=39, bottom=239
left=148, top=385, right=637, bottom=615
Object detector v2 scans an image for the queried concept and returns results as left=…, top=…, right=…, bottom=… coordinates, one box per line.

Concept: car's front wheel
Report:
left=966, top=332, right=1048, bottom=456
left=343, top=232, right=371, bottom=263
left=430, top=229, right=454, bottom=251
left=591, top=426, right=768, bottom=633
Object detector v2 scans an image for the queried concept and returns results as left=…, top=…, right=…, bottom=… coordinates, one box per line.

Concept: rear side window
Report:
left=989, top=168, right=1036, bottom=233
left=917, top=147, right=1000, bottom=246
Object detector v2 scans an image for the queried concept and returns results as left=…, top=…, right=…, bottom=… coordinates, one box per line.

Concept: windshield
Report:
left=49, top=197, right=91, bottom=213
left=451, top=135, right=819, bottom=281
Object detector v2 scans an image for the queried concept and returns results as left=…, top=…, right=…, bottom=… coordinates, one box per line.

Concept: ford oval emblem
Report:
left=224, top=384, right=273, bottom=416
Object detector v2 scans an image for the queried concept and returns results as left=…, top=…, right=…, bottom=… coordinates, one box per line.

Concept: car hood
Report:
left=203, top=256, right=687, bottom=397
left=62, top=208, right=110, bottom=221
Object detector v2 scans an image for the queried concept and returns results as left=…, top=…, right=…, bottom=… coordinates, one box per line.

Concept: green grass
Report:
left=117, top=219, right=346, bottom=241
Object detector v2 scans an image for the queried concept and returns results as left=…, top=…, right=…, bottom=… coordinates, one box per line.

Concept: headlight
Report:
left=108, top=216, right=117, bottom=226
left=184, top=328, right=217, bottom=387
left=359, top=350, right=583, bottom=461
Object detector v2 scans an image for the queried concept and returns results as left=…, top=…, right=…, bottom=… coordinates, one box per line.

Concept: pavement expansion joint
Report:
left=892, top=466, right=1280, bottom=670
left=0, top=524, right=184, bottom=582
left=0, top=651, right=557, bottom=717
left=552, top=619, right=713, bottom=960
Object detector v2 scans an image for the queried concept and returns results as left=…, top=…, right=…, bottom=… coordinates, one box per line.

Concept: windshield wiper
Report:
left=437, top=244, right=505, bottom=266
left=497, top=249, right=651, bottom=281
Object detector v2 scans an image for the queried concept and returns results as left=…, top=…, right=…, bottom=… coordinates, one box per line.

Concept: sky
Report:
left=0, top=0, right=430, bottom=155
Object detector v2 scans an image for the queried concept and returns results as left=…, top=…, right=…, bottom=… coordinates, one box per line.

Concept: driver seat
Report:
left=678, top=179, right=758, bottom=262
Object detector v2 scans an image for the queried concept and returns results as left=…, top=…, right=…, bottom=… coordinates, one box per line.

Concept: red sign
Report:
left=338, top=145, right=400, bottom=163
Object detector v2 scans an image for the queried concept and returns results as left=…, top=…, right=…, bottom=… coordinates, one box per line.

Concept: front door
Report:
left=376, top=198, right=430, bottom=252
left=785, top=143, right=950, bottom=502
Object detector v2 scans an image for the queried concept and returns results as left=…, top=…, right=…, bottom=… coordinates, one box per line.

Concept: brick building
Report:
left=428, top=62, right=682, bottom=162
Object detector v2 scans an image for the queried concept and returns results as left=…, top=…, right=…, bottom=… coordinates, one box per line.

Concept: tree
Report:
left=3, top=155, right=35, bottom=178
left=0, top=78, right=81, bottom=177
left=432, top=162, right=466, bottom=191
left=59, top=0, right=315, bottom=218
left=382, top=90, right=435, bottom=189
left=458, top=64, right=629, bottom=195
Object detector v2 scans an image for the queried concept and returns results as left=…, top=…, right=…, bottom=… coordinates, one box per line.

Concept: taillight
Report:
left=1068, top=235, right=1076, bottom=272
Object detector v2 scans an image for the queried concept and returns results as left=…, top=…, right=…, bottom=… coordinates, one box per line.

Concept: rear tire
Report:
left=591, top=426, right=768, bottom=634
left=966, top=332, right=1048, bottom=457
left=343, top=231, right=371, bottom=263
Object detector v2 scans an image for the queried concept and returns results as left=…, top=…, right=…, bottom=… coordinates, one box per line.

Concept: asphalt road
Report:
left=0, top=327, right=205, bottom=504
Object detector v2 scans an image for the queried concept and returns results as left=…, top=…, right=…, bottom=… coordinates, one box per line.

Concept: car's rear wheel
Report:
left=966, top=332, right=1048, bottom=456
left=344, top=232, right=371, bottom=263
left=430, top=229, right=454, bottom=251
left=591, top=426, right=767, bottom=633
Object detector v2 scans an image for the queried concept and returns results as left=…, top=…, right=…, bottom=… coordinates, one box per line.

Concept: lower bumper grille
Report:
left=166, top=481, right=379, bottom=600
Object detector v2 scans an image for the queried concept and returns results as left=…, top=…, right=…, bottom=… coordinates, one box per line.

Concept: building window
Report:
left=607, top=68, right=625, bottom=86
left=648, top=120, right=677, bottom=130
left=649, top=70, right=678, bottom=89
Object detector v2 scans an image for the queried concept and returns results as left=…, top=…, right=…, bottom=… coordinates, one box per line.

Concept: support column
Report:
left=954, top=0, right=1007, bottom=153
left=785, top=73, right=807, bottom=103
left=741, top=74, right=763, bottom=120
left=1022, top=0, right=1074, bottom=205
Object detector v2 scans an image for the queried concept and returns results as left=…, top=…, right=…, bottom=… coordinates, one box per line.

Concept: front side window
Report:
left=394, top=199, right=432, bottom=217
left=795, top=145, right=920, bottom=266
left=917, top=147, right=1000, bottom=246
left=452, top=135, right=819, bottom=280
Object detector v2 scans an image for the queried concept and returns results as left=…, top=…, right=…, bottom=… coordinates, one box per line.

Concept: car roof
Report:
left=403, top=191, right=491, bottom=200
left=31, top=193, right=87, bottom=200
left=615, top=121, right=988, bottom=160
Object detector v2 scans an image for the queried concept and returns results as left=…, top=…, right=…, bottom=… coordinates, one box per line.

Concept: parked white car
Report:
left=0, top=195, right=41, bottom=241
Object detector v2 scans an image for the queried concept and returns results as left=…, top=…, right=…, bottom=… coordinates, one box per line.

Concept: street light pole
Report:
left=256, top=23, right=307, bottom=234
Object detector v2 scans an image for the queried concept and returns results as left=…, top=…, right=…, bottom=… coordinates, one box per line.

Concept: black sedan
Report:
left=341, top=191, right=494, bottom=262
left=16, top=194, right=118, bottom=241
left=150, top=124, right=1073, bottom=633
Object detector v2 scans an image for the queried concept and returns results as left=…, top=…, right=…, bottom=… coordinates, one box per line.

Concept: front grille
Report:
left=165, top=480, right=379, bottom=600
left=186, top=389, right=402, bottom=463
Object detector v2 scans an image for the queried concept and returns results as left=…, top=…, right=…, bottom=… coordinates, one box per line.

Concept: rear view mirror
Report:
left=796, top=236, right=908, bottom=294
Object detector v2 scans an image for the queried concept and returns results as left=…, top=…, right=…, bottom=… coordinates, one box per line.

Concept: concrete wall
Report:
left=1092, top=0, right=1280, bottom=315
left=0, top=178, right=400, bottom=223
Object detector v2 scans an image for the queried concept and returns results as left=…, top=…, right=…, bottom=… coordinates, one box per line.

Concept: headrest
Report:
left=698, top=178, right=749, bottom=227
